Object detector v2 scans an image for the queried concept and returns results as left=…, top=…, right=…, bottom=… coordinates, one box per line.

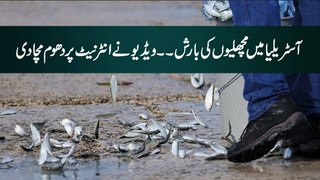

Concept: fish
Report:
left=60, top=144, right=77, bottom=164
left=15, top=124, right=29, bottom=137
left=210, top=144, right=227, bottom=155
left=43, top=133, right=53, bottom=156
left=222, top=121, right=238, bottom=144
left=50, top=139, right=73, bottom=148
left=179, top=149, right=193, bottom=159
left=72, top=126, right=82, bottom=142
left=179, top=149, right=186, bottom=158
left=175, top=123, right=198, bottom=130
left=203, top=0, right=233, bottom=22
left=190, top=74, right=205, bottom=89
left=110, top=74, right=118, bottom=103
left=128, top=123, right=148, bottom=131
left=170, top=127, right=179, bottom=139
left=182, top=135, right=211, bottom=146
left=1, top=156, right=13, bottom=164
left=150, top=149, right=161, bottom=155
left=120, top=131, right=146, bottom=139
left=151, top=119, right=167, bottom=139
left=139, top=113, right=150, bottom=120
left=94, top=120, right=100, bottom=139
left=0, top=109, right=17, bottom=116
left=213, top=86, right=220, bottom=106
left=171, top=139, right=179, bottom=156
left=203, top=1, right=221, bottom=18
left=30, top=123, right=41, bottom=146
left=39, top=132, right=53, bottom=165
left=115, top=142, right=145, bottom=154
left=60, top=119, right=78, bottom=136
left=39, top=141, right=48, bottom=165
left=205, top=83, right=214, bottom=111
left=191, top=108, right=207, bottom=127
left=194, top=151, right=210, bottom=157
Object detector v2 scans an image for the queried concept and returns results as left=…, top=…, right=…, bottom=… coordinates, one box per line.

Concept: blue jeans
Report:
left=228, top=0, right=320, bottom=121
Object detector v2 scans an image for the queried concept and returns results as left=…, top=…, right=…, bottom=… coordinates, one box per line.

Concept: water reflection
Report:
left=0, top=158, right=129, bottom=180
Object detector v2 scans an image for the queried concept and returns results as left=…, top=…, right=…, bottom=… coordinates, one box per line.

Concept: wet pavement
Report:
left=0, top=1, right=320, bottom=179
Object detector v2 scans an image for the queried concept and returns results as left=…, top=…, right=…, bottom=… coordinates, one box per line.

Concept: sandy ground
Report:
left=0, top=1, right=319, bottom=180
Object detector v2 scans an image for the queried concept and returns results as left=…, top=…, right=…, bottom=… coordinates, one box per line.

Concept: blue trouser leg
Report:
left=294, top=0, right=320, bottom=26
left=228, top=0, right=280, bottom=26
left=229, top=1, right=320, bottom=121
left=290, top=74, right=320, bottom=117
left=243, top=74, right=290, bottom=121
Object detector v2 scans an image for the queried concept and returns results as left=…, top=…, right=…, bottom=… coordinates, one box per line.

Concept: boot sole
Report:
left=227, top=112, right=307, bottom=163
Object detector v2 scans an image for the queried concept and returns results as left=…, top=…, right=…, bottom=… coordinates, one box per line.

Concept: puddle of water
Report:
left=0, top=158, right=128, bottom=180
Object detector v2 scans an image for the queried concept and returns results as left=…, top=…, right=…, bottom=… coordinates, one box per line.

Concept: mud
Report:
left=0, top=1, right=319, bottom=180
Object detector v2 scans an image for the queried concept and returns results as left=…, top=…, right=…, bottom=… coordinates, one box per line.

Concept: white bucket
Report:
left=217, top=74, right=248, bottom=139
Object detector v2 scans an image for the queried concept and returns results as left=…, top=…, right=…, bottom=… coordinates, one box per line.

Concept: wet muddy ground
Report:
left=0, top=1, right=319, bottom=179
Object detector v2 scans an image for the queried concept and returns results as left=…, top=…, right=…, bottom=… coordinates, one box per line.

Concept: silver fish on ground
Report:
left=114, top=141, right=145, bottom=154
left=21, top=123, right=42, bottom=151
left=50, top=139, right=73, bottom=148
left=120, top=131, right=147, bottom=139
left=182, top=134, right=211, bottom=146
left=222, top=121, right=238, bottom=144
left=179, top=149, right=193, bottom=159
left=59, top=143, right=77, bottom=159
left=151, top=119, right=167, bottom=139
left=72, top=126, right=83, bottom=142
left=174, top=123, right=198, bottom=130
left=203, top=0, right=233, bottom=22
left=193, top=151, right=226, bottom=160
left=205, top=83, right=214, bottom=112
left=1, top=156, right=13, bottom=164
left=0, top=109, right=17, bottom=116
left=191, top=108, right=207, bottom=127
left=139, top=113, right=150, bottom=120
left=94, top=120, right=100, bottom=139
left=190, top=73, right=205, bottom=89
left=60, top=118, right=78, bottom=136
left=171, top=139, right=179, bottom=156
left=210, top=143, right=227, bottom=155
left=150, top=148, right=161, bottom=155
left=213, top=86, right=220, bottom=106
left=15, top=124, right=29, bottom=137
left=110, top=74, right=118, bottom=103
left=39, top=132, right=53, bottom=165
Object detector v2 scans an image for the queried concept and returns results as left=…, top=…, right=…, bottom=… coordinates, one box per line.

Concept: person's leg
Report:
left=244, top=74, right=290, bottom=121
left=229, top=0, right=281, bottom=26
left=227, top=1, right=311, bottom=163
left=290, top=74, right=320, bottom=117
left=284, top=2, right=320, bottom=154
left=294, top=0, right=320, bottom=26
left=227, top=73, right=308, bottom=163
